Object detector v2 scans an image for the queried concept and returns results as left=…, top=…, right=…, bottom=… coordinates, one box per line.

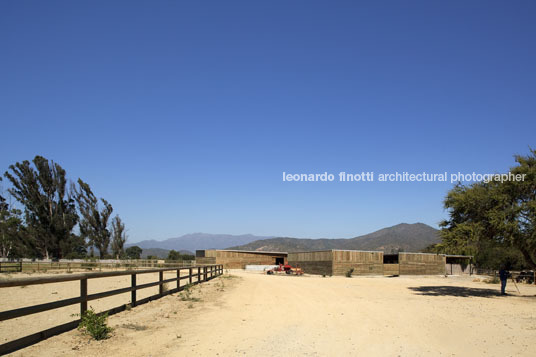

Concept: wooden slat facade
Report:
left=399, top=253, right=445, bottom=275
left=288, top=250, right=333, bottom=276
left=383, top=263, right=400, bottom=276
left=198, top=250, right=287, bottom=269
left=332, top=250, right=384, bottom=276
left=290, top=250, right=450, bottom=276
left=289, top=250, right=384, bottom=276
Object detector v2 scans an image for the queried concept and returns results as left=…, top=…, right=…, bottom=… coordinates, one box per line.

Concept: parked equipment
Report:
left=266, top=264, right=303, bottom=275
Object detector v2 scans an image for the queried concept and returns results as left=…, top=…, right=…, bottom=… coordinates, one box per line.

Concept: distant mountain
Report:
left=127, top=233, right=274, bottom=253
left=140, top=248, right=193, bottom=259
left=227, top=223, right=440, bottom=253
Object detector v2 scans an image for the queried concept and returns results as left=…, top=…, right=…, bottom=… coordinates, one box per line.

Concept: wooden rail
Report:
left=0, top=264, right=223, bottom=355
left=0, top=261, right=22, bottom=273
left=0, top=260, right=197, bottom=273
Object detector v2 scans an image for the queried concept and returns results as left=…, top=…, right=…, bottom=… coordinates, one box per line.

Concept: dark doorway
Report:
left=275, top=257, right=284, bottom=265
left=383, top=254, right=399, bottom=264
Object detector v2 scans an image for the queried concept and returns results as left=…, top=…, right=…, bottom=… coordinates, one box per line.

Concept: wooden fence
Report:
left=0, top=260, right=197, bottom=273
left=0, top=264, right=223, bottom=355
left=0, top=261, right=22, bottom=273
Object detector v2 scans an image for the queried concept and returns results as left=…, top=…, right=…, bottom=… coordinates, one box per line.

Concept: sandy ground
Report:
left=2, top=270, right=536, bottom=356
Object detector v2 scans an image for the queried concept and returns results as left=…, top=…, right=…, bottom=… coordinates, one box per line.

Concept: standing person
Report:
left=499, top=267, right=509, bottom=295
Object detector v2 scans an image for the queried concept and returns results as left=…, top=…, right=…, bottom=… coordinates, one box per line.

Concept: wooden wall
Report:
left=399, top=253, right=445, bottom=275
left=332, top=250, right=384, bottom=276
left=383, top=264, right=400, bottom=276
left=202, top=250, right=287, bottom=269
left=288, top=251, right=333, bottom=276
left=196, top=257, right=216, bottom=265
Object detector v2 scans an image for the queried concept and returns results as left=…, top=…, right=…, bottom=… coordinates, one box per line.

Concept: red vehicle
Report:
left=266, top=264, right=303, bottom=275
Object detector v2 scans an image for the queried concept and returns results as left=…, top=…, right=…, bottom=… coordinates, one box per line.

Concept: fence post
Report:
left=131, top=273, right=137, bottom=307
left=177, top=269, right=180, bottom=290
left=198, top=267, right=201, bottom=283
left=159, top=271, right=164, bottom=296
left=204, top=266, right=207, bottom=281
left=80, top=278, right=87, bottom=316
left=189, top=268, right=192, bottom=284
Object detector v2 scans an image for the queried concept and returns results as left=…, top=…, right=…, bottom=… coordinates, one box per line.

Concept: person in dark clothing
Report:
left=499, top=268, right=509, bottom=295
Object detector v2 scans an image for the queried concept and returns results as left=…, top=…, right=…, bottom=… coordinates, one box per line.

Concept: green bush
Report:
left=78, top=308, right=112, bottom=340
left=345, top=268, right=354, bottom=278
left=485, top=276, right=500, bottom=284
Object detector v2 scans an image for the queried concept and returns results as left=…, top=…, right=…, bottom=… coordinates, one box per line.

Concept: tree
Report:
left=4, top=156, right=79, bottom=259
left=167, top=249, right=181, bottom=260
left=440, top=149, right=536, bottom=268
left=167, top=250, right=194, bottom=261
left=111, top=215, right=127, bottom=259
left=125, top=246, right=142, bottom=259
left=0, top=181, right=25, bottom=258
left=74, top=179, right=113, bottom=259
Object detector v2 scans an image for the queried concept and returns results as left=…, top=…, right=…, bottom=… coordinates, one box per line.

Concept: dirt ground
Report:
left=2, top=270, right=536, bottom=356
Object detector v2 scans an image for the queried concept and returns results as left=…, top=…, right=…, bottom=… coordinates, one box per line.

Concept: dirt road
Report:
left=5, top=271, right=536, bottom=356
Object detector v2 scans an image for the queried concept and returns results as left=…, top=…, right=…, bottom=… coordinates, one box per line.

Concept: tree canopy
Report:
left=2, top=156, right=127, bottom=260
left=439, top=149, right=536, bottom=269
left=126, top=246, right=142, bottom=259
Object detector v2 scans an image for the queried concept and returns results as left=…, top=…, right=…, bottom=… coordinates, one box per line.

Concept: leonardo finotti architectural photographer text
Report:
left=282, top=171, right=526, bottom=184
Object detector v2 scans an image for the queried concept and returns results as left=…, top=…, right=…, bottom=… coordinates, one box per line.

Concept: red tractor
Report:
left=266, top=264, right=304, bottom=275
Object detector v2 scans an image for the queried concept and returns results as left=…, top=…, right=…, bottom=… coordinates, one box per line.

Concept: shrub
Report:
left=485, top=276, right=500, bottom=284
left=345, top=268, right=354, bottom=278
left=78, top=308, right=112, bottom=340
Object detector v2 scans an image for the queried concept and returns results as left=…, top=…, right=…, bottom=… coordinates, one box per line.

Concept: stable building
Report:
left=289, top=249, right=472, bottom=276
left=195, top=249, right=288, bottom=269
left=288, top=250, right=384, bottom=276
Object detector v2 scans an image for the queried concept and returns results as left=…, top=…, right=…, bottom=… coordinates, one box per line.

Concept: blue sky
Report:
left=1, top=1, right=535, bottom=242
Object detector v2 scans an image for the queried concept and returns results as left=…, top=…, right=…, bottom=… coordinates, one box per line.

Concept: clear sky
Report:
left=1, top=1, right=535, bottom=243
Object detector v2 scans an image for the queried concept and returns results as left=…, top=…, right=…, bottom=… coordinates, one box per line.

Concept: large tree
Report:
left=125, top=246, right=142, bottom=259
left=111, top=215, right=127, bottom=259
left=4, top=156, right=79, bottom=259
left=0, top=179, right=25, bottom=258
left=74, top=179, right=113, bottom=258
left=440, top=149, right=536, bottom=268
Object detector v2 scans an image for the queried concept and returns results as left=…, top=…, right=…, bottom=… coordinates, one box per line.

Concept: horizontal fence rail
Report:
left=0, top=264, right=223, bottom=355
left=0, top=260, right=198, bottom=273
left=0, top=261, right=22, bottom=273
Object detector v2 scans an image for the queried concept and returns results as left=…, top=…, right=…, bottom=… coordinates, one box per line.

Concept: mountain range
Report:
left=128, top=223, right=440, bottom=257
left=228, top=223, right=440, bottom=253
left=128, top=233, right=274, bottom=253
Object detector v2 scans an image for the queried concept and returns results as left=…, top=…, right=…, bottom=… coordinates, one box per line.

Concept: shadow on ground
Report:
left=409, top=286, right=502, bottom=298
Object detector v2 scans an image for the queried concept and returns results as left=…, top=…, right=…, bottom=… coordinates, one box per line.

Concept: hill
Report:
left=127, top=233, right=273, bottom=253
left=227, top=223, right=439, bottom=253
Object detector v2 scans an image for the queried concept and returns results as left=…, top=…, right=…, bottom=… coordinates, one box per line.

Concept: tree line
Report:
left=0, top=156, right=127, bottom=259
left=427, top=149, right=536, bottom=270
